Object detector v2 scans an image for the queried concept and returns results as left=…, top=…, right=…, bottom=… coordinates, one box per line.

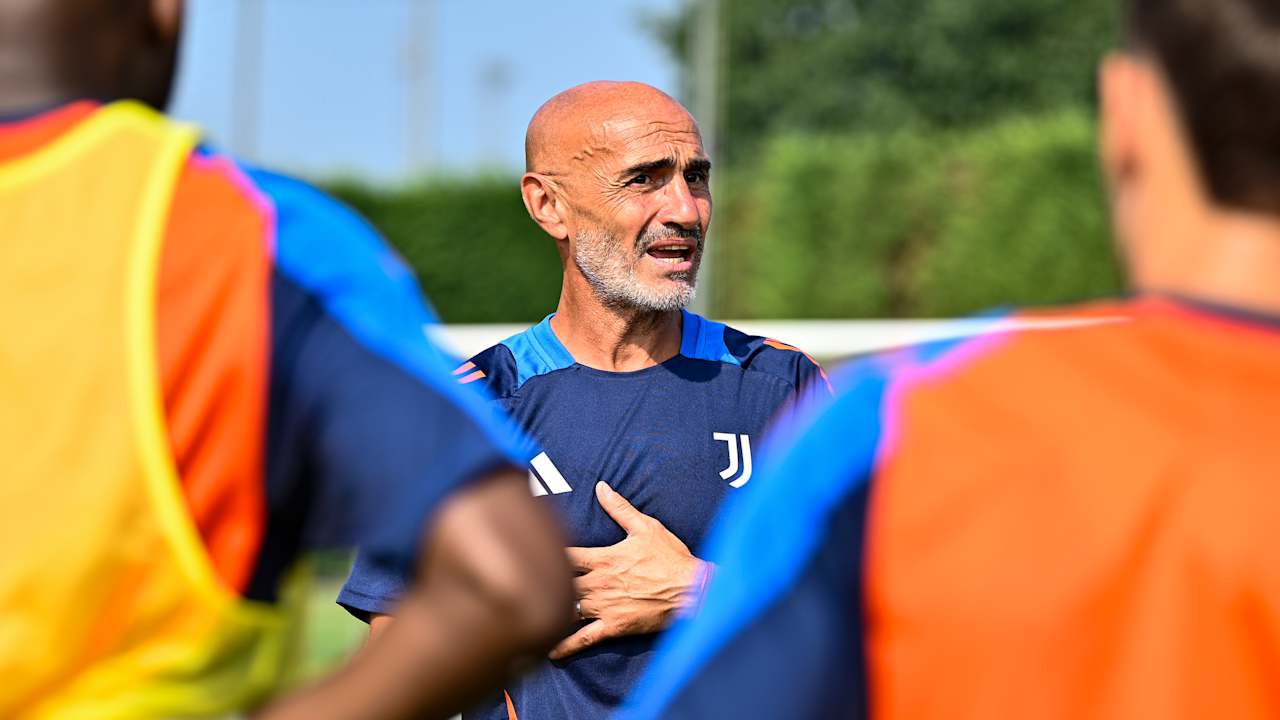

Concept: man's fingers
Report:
left=566, top=546, right=605, bottom=572
left=595, top=481, right=652, bottom=535
left=574, top=593, right=599, bottom=620
left=572, top=571, right=600, bottom=598
left=549, top=619, right=607, bottom=660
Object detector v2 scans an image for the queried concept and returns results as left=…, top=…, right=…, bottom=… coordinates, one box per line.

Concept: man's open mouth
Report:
left=645, top=243, right=696, bottom=265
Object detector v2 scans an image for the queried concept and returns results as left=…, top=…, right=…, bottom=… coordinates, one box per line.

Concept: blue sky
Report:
left=169, top=0, right=684, bottom=183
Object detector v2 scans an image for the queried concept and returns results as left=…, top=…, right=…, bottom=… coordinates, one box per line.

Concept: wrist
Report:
left=680, top=559, right=714, bottom=617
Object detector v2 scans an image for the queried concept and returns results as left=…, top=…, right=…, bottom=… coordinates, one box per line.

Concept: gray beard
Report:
left=573, top=227, right=702, bottom=312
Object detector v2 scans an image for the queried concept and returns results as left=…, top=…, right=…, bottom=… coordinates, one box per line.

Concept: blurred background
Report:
left=169, top=0, right=1123, bottom=679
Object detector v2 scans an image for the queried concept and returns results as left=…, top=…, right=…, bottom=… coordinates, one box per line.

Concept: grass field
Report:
left=297, top=579, right=464, bottom=720
left=298, top=576, right=367, bottom=680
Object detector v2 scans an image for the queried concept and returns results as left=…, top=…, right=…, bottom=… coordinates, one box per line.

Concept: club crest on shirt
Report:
left=713, top=433, right=753, bottom=488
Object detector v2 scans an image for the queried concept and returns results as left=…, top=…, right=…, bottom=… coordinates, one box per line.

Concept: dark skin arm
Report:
left=258, top=468, right=574, bottom=720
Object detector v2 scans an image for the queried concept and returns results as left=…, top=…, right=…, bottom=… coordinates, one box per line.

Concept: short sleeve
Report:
left=336, top=549, right=409, bottom=621
left=793, top=351, right=835, bottom=407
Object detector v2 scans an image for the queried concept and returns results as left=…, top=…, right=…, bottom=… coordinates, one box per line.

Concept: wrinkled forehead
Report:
left=571, top=105, right=706, bottom=172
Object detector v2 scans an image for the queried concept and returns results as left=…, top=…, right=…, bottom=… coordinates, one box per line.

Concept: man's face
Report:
left=563, top=107, right=712, bottom=311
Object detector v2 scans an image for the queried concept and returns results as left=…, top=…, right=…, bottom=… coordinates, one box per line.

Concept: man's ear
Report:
left=521, top=173, right=570, bottom=240
left=1099, top=52, right=1141, bottom=192
left=150, top=0, right=183, bottom=43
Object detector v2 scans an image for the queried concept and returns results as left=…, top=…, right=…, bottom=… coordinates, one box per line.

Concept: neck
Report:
left=0, top=61, right=71, bottom=118
left=1135, top=206, right=1280, bottom=317
left=0, top=17, right=78, bottom=113
left=550, top=275, right=683, bottom=372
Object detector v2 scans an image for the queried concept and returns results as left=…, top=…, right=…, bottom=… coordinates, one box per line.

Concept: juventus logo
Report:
left=713, top=433, right=753, bottom=488
left=528, top=451, right=573, bottom=496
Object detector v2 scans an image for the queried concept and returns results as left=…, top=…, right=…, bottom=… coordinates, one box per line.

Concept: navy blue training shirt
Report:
left=338, top=309, right=830, bottom=719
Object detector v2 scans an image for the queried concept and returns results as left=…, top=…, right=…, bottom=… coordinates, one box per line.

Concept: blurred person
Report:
left=0, top=1, right=573, bottom=718
left=338, top=81, right=830, bottom=720
left=622, top=0, right=1280, bottom=718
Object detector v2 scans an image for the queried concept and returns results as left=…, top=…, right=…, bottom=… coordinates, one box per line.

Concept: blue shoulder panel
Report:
left=244, top=166, right=529, bottom=462
left=500, top=313, right=576, bottom=389
left=679, top=310, right=742, bottom=366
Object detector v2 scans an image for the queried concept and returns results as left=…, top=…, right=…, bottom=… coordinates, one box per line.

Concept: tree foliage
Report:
left=328, top=177, right=563, bottom=323
left=659, top=0, right=1118, bottom=163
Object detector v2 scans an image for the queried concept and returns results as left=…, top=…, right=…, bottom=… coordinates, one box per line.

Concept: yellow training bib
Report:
left=0, top=102, right=291, bottom=719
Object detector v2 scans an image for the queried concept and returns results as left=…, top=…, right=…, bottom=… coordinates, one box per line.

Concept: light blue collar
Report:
left=500, top=314, right=576, bottom=388
left=503, top=309, right=741, bottom=390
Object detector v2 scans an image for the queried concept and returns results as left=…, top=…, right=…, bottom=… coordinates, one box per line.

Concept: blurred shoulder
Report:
left=827, top=302, right=1142, bottom=428
left=231, top=163, right=448, bottom=341
left=225, top=162, right=514, bottom=429
left=237, top=167, right=417, bottom=291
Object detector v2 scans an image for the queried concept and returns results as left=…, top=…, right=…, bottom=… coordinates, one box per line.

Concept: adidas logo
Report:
left=528, top=451, right=572, bottom=496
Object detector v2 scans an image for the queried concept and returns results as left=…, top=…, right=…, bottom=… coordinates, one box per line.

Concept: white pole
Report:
left=404, top=0, right=437, bottom=177
left=232, top=0, right=264, bottom=161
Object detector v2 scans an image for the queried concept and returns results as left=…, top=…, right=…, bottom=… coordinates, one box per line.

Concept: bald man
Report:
left=339, top=81, right=830, bottom=720
left=0, top=1, right=571, bottom=718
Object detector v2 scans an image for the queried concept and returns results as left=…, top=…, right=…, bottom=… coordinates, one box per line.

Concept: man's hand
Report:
left=551, top=481, right=707, bottom=660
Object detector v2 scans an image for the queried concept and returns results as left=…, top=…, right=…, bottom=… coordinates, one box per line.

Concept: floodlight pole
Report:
left=232, top=0, right=264, bottom=161
left=477, top=59, right=512, bottom=169
left=689, top=0, right=721, bottom=316
left=405, top=0, right=437, bottom=178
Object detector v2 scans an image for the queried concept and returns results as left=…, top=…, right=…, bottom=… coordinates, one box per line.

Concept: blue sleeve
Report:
left=619, top=362, right=888, bottom=720
left=249, top=167, right=530, bottom=576
left=723, top=327, right=834, bottom=410
left=792, top=351, right=835, bottom=409
left=336, top=550, right=408, bottom=621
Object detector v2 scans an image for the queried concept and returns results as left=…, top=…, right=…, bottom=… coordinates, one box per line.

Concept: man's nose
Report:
left=659, top=175, right=705, bottom=230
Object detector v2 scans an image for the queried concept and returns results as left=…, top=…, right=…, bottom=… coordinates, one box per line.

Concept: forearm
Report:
left=263, top=579, right=542, bottom=720
left=260, top=470, right=573, bottom=720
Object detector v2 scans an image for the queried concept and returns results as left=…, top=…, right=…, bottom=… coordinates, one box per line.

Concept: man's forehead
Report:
left=526, top=82, right=707, bottom=172
left=598, top=113, right=700, bottom=142
left=591, top=114, right=703, bottom=157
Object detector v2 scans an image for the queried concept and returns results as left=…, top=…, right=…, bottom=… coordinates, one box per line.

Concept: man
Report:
left=0, top=1, right=572, bottom=718
left=339, top=81, right=829, bottom=719
left=624, top=0, right=1280, bottom=718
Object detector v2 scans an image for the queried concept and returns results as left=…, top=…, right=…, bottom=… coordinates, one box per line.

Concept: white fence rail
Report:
left=429, top=317, right=1121, bottom=363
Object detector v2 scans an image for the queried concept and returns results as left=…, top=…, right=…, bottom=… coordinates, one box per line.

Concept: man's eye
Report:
left=685, top=171, right=708, bottom=184
left=627, top=174, right=651, bottom=186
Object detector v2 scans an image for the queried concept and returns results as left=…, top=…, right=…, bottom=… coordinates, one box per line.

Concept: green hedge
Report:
left=329, top=110, right=1123, bottom=322
left=327, top=177, right=563, bottom=324
left=714, top=110, right=1123, bottom=318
